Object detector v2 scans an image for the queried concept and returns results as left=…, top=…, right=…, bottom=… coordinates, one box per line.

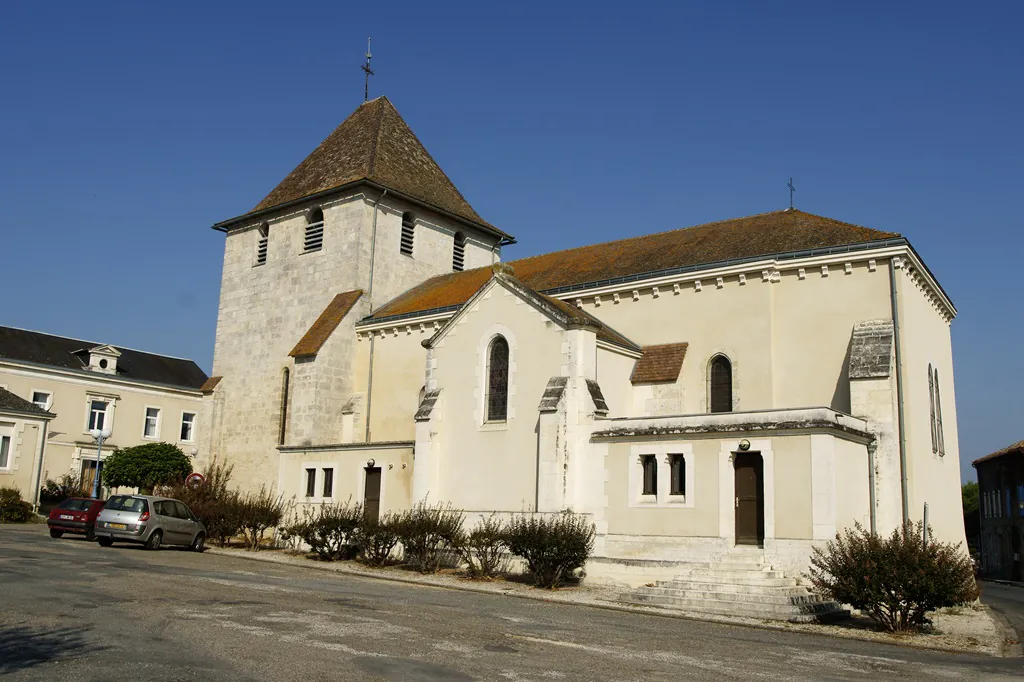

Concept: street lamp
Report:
left=88, top=428, right=112, bottom=499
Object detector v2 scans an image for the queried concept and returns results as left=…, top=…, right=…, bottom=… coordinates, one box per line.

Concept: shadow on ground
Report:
left=0, top=624, right=102, bottom=674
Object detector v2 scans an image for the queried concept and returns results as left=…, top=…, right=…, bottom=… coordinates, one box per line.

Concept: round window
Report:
left=99, top=359, right=108, bottom=369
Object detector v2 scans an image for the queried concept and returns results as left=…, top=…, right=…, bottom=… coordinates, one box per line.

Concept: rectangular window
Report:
left=1018, top=485, right=1024, bottom=517
left=322, top=468, right=334, bottom=498
left=0, top=435, right=10, bottom=468
left=88, top=400, right=108, bottom=431
left=641, top=455, right=657, bottom=496
left=669, top=454, right=686, bottom=496
left=305, top=468, right=316, bottom=498
left=255, top=225, right=269, bottom=265
left=31, top=391, right=51, bottom=410
left=1007, top=488, right=1013, bottom=519
left=180, top=412, right=196, bottom=442
left=144, top=407, right=160, bottom=438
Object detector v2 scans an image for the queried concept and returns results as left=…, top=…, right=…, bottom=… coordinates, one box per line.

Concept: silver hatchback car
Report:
left=95, top=495, right=206, bottom=551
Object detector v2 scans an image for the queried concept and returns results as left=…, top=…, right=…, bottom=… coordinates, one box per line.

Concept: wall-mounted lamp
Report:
left=366, top=459, right=375, bottom=468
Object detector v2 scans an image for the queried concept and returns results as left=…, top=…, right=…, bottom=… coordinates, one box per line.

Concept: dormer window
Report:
left=401, top=212, right=415, bottom=256
left=453, top=232, right=466, bottom=271
left=86, top=345, right=120, bottom=375
left=255, top=223, right=269, bottom=265
left=304, top=209, right=324, bottom=253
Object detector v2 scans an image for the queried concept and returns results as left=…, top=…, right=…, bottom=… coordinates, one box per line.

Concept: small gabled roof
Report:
left=630, top=343, right=689, bottom=384
left=0, top=387, right=53, bottom=419
left=289, top=290, right=364, bottom=358
left=216, top=97, right=511, bottom=240
left=0, top=326, right=208, bottom=390
left=365, top=209, right=901, bottom=323
left=973, top=440, right=1024, bottom=467
left=424, top=266, right=640, bottom=353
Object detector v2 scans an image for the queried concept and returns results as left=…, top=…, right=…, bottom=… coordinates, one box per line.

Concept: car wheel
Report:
left=191, top=532, right=206, bottom=553
left=85, top=526, right=96, bottom=542
left=97, top=537, right=114, bottom=547
left=49, top=529, right=63, bottom=539
left=145, top=530, right=163, bottom=551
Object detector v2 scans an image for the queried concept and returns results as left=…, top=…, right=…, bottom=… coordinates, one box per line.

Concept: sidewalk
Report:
left=204, top=546, right=1017, bottom=658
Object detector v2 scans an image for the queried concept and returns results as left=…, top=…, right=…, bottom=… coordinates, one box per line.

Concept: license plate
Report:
left=108, top=523, right=127, bottom=530
left=60, top=515, right=74, bottom=520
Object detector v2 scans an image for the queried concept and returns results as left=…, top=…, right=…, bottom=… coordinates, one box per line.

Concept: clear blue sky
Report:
left=2, top=1, right=1020, bottom=481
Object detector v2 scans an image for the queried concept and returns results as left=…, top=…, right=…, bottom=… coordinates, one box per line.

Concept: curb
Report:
left=985, top=579, right=1024, bottom=590
left=203, top=547, right=1010, bottom=658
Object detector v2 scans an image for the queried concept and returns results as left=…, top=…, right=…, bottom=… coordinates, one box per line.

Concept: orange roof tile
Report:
left=289, top=290, right=364, bottom=357
left=630, top=343, right=689, bottom=384
left=366, top=209, right=899, bottom=322
left=199, top=376, right=222, bottom=393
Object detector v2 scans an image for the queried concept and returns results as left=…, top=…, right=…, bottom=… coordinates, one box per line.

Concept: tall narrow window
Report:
left=400, top=212, right=415, bottom=256
left=322, top=468, right=334, bottom=498
left=144, top=407, right=160, bottom=439
left=279, top=368, right=290, bottom=446
left=934, top=368, right=945, bottom=456
left=709, top=356, right=732, bottom=413
left=88, top=400, right=108, bottom=431
left=304, top=208, right=324, bottom=252
left=305, top=468, right=316, bottom=498
left=255, top=223, right=269, bottom=265
left=928, top=363, right=937, bottom=453
left=180, top=412, right=196, bottom=442
left=641, top=455, right=657, bottom=496
left=31, top=391, right=51, bottom=410
left=486, top=336, right=509, bottom=422
left=0, top=434, right=10, bottom=468
left=453, top=232, right=466, bottom=271
left=669, top=454, right=686, bottom=496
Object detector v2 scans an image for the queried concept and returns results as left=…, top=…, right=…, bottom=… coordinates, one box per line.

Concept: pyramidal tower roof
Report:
left=218, top=97, right=509, bottom=238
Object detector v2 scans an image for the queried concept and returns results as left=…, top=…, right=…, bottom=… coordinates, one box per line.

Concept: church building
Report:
left=201, top=96, right=966, bottom=593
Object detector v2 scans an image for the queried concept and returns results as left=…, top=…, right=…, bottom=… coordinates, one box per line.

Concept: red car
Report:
left=47, top=498, right=106, bottom=540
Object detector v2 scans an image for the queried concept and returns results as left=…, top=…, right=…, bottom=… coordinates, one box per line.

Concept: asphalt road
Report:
left=1, top=524, right=1021, bottom=681
left=981, top=582, right=1024, bottom=647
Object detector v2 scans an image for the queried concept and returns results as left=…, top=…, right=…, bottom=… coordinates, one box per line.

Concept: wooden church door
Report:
left=734, top=453, right=764, bottom=545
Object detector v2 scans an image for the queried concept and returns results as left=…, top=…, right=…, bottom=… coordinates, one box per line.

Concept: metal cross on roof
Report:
left=788, top=177, right=796, bottom=209
left=361, top=37, right=374, bottom=102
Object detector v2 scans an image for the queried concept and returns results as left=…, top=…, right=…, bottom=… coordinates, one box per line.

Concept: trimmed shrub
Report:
left=156, top=459, right=240, bottom=547
left=102, top=442, right=192, bottom=493
left=809, top=522, right=980, bottom=632
left=236, top=487, right=286, bottom=551
left=504, top=511, right=595, bottom=589
left=395, top=502, right=466, bottom=573
left=0, top=487, right=34, bottom=523
left=357, top=512, right=401, bottom=567
left=461, top=514, right=508, bottom=580
left=287, top=499, right=364, bottom=561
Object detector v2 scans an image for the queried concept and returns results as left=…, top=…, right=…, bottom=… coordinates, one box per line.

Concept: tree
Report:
left=101, top=442, right=192, bottom=493
left=961, top=481, right=979, bottom=515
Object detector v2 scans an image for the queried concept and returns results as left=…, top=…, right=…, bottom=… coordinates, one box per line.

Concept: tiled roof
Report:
left=973, top=440, right=1024, bottom=466
left=199, top=376, right=222, bottom=393
left=0, top=387, right=52, bottom=417
left=537, top=293, right=639, bottom=351
left=235, top=97, right=507, bottom=237
left=0, top=326, right=208, bottom=390
left=365, top=209, right=900, bottom=322
left=289, top=290, right=364, bottom=358
left=630, top=343, right=689, bottom=384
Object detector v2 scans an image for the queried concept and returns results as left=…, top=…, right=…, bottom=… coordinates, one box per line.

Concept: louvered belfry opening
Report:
left=486, top=336, right=509, bottom=421
left=710, top=355, right=732, bottom=413
left=255, top=223, right=269, bottom=265
left=304, top=208, right=324, bottom=252
left=401, top=212, right=415, bottom=256
left=453, top=232, right=466, bottom=271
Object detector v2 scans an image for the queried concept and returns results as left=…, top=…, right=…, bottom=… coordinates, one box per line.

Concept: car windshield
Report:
left=105, top=496, right=149, bottom=513
left=58, top=499, right=94, bottom=511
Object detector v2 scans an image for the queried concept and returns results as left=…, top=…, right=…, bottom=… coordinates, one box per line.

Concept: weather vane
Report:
left=788, top=177, right=796, bottom=210
left=361, top=37, right=374, bottom=102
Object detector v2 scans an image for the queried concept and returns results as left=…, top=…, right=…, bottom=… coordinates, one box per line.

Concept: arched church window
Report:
left=279, top=367, right=290, bottom=445
left=709, top=355, right=732, bottom=413
left=934, top=367, right=945, bottom=456
left=401, top=212, right=415, bottom=256
left=486, top=336, right=509, bottom=422
left=928, top=363, right=936, bottom=453
left=453, top=232, right=466, bottom=272
left=304, top=208, right=324, bottom=252
left=255, top=223, right=269, bottom=266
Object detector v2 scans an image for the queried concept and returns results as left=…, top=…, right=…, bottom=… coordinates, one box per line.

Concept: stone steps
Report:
left=616, top=558, right=849, bottom=623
